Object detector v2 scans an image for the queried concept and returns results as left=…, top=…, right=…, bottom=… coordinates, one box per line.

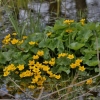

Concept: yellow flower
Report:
left=80, top=19, right=85, bottom=25
left=49, top=61, right=55, bottom=66
left=3, top=71, right=10, bottom=76
left=32, top=67, right=40, bottom=73
left=35, top=62, right=43, bottom=69
left=42, top=65, right=50, bottom=71
left=12, top=32, right=17, bottom=36
left=5, top=64, right=16, bottom=71
left=20, top=70, right=33, bottom=78
left=75, top=59, right=82, bottom=66
left=51, top=58, right=55, bottom=61
left=55, top=75, right=61, bottom=79
left=37, top=81, right=43, bottom=86
left=18, top=40, right=23, bottom=45
left=29, top=41, right=35, bottom=45
left=17, top=64, right=24, bottom=71
left=63, top=19, right=74, bottom=25
left=58, top=53, right=67, bottom=58
left=28, top=60, right=35, bottom=66
left=76, top=59, right=82, bottom=63
left=47, top=71, right=54, bottom=77
left=28, top=85, right=35, bottom=89
left=70, top=63, right=77, bottom=68
left=86, top=78, right=93, bottom=85
left=47, top=32, right=52, bottom=36
left=43, top=61, right=48, bottom=64
left=11, top=38, right=19, bottom=44
left=5, top=34, right=11, bottom=39
left=3, top=38, right=11, bottom=44
left=33, top=55, right=39, bottom=60
left=79, top=66, right=85, bottom=71
left=31, top=78, right=38, bottom=83
left=22, top=36, right=28, bottom=39
left=66, top=29, right=73, bottom=33
left=37, top=50, right=44, bottom=56
left=67, top=54, right=74, bottom=59
left=2, top=34, right=11, bottom=45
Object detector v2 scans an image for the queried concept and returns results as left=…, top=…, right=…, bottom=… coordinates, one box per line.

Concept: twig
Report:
left=0, top=89, right=15, bottom=98
left=57, top=88, right=81, bottom=100
left=65, top=72, right=79, bottom=99
left=72, top=80, right=100, bottom=100
left=8, top=76, right=36, bottom=100
left=40, top=74, right=100, bottom=99
left=36, top=87, right=44, bottom=100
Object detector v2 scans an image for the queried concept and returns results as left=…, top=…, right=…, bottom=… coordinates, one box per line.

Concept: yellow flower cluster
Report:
left=20, top=70, right=33, bottom=78
left=2, top=33, right=25, bottom=46
left=3, top=55, right=60, bottom=87
left=70, top=59, right=85, bottom=71
left=58, top=53, right=67, bottom=58
left=80, top=19, right=85, bottom=25
left=43, top=58, right=55, bottom=66
left=3, top=64, right=16, bottom=76
left=63, top=19, right=74, bottom=25
left=2, top=34, right=11, bottom=45
left=28, top=61, right=60, bottom=86
left=58, top=53, right=74, bottom=59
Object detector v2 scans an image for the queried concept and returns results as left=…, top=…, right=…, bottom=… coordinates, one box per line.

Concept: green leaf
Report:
left=13, top=59, right=26, bottom=64
left=85, top=60, right=98, bottom=66
left=65, top=69, right=70, bottom=74
left=57, top=40, right=64, bottom=52
left=76, top=29, right=93, bottom=43
left=53, top=19, right=66, bottom=30
left=0, top=50, right=14, bottom=64
left=95, top=68, right=99, bottom=72
left=56, top=66, right=70, bottom=74
left=47, top=39, right=57, bottom=51
left=22, top=54, right=31, bottom=60
left=54, top=24, right=66, bottom=31
left=43, top=48, right=50, bottom=59
left=0, top=52, right=6, bottom=64
left=39, top=39, right=47, bottom=48
left=30, top=47, right=39, bottom=54
left=2, top=51, right=12, bottom=61
left=56, top=57, right=70, bottom=66
left=93, top=38, right=100, bottom=50
left=12, top=52, right=22, bottom=59
left=68, top=42, right=85, bottom=50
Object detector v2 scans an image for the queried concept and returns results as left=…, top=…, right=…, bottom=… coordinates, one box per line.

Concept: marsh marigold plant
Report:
left=2, top=18, right=98, bottom=94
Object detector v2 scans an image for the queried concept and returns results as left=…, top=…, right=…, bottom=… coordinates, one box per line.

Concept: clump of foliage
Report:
left=0, top=18, right=100, bottom=96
